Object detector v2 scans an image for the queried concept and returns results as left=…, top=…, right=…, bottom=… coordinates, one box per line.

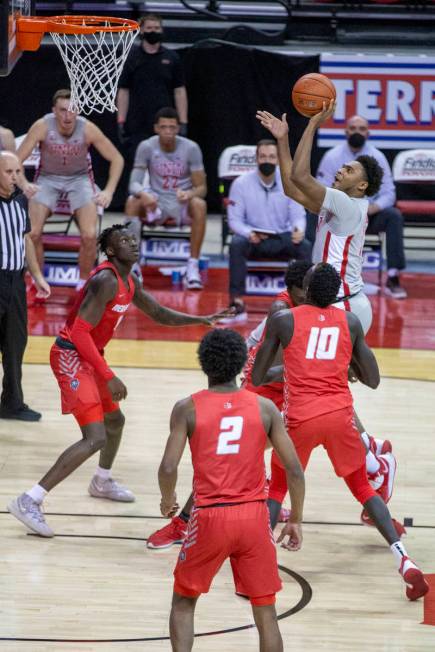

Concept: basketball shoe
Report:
left=368, top=451, right=397, bottom=503
left=8, top=493, right=54, bottom=537
left=88, top=477, right=135, bottom=502
left=398, top=556, right=429, bottom=601
left=147, top=516, right=188, bottom=549
left=367, top=434, right=392, bottom=456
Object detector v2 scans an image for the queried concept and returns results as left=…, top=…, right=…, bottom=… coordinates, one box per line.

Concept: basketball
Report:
left=292, top=73, right=336, bottom=118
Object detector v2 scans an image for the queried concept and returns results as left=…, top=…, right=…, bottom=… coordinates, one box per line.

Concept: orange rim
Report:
left=16, top=15, right=139, bottom=51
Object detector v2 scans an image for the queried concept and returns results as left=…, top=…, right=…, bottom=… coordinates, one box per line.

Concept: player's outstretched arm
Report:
left=256, top=110, right=310, bottom=207
left=86, top=122, right=124, bottom=208
left=16, top=119, right=47, bottom=165
left=252, top=310, right=293, bottom=386
left=159, top=398, right=191, bottom=517
left=346, top=312, right=380, bottom=389
left=132, top=275, right=232, bottom=326
left=291, top=101, right=336, bottom=214
left=263, top=400, right=304, bottom=550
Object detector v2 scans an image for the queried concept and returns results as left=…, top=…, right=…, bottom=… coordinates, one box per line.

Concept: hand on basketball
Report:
left=108, top=376, right=128, bottom=402
left=95, top=189, right=113, bottom=209
left=276, top=521, right=303, bottom=551
left=256, top=111, right=289, bottom=140
left=160, top=493, right=179, bottom=517
left=309, top=100, right=336, bottom=127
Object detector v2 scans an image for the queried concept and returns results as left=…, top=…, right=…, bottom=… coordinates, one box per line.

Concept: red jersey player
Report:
left=8, top=224, right=229, bottom=538
left=252, top=262, right=428, bottom=601
left=158, top=328, right=305, bottom=652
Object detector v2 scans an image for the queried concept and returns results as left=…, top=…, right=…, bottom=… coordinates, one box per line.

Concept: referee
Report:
left=0, top=151, right=50, bottom=422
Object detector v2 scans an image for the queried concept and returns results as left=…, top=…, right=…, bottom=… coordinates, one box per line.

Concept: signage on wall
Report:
left=318, top=55, right=435, bottom=149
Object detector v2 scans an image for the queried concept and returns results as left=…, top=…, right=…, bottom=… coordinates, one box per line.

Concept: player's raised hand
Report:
left=276, top=521, right=303, bottom=551
left=310, top=99, right=336, bottom=128
left=107, top=376, right=128, bottom=402
left=256, top=111, right=289, bottom=140
left=160, top=493, right=179, bottom=518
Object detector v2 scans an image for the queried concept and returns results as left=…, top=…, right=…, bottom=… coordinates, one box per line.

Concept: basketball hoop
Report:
left=17, top=16, right=139, bottom=115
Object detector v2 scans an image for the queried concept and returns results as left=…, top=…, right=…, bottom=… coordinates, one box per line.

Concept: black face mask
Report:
left=258, top=162, right=276, bottom=177
left=140, top=31, right=163, bottom=45
left=348, top=133, right=366, bottom=149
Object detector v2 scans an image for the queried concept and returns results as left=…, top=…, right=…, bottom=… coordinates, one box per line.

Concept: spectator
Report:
left=0, top=152, right=50, bottom=422
left=116, top=13, right=188, bottom=150
left=0, top=125, right=16, bottom=152
left=17, top=89, right=124, bottom=295
left=315, top=115, right=407, bottom=299
left=126, top=107, right=207, bottom=290
left=223, top=139, right=311, bottom=322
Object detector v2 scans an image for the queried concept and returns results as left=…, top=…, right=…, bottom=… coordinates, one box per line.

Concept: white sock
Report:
left=26, top=484, right=48, bottom=504
left=390, top=541, right=409, bottom=569
left=95, top=466, right=112, bottom=481
left=388, top=268, right=399, bottom=278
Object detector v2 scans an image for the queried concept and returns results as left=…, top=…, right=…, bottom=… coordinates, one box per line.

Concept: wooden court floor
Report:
left=1, top=357, right=435, bottom=651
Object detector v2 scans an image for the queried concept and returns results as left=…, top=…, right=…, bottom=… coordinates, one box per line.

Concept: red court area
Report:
left=27, top=268, right=435, bottom=350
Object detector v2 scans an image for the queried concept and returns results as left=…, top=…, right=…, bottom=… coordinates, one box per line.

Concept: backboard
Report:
left=0, top=0, right=34, bottom=76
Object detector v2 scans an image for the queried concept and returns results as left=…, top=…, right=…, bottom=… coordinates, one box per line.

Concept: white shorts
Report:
left=334, top=291, right=373, bottom=335
left=33, top=173, right=97, bottom=213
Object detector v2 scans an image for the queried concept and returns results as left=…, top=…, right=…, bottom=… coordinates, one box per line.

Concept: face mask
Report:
left=258, top=162, right=276, bottom=177
left=140, top=31, right=163, bottom=45
left=348, top=133, right=366, bottom=149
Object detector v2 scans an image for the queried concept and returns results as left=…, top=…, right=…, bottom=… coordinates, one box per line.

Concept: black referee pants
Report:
left=0, top=270, right=27, bottom=412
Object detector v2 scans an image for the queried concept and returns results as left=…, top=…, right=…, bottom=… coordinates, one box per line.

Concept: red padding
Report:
left=396, top=201, right=435, bottom=215
left=422, top=574, right=435, bottom=626
left=42, top=234, right=81, bottom=252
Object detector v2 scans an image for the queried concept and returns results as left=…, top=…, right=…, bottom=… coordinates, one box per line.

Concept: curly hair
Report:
left=98, top=224, right=127, bottom=256
left=198, top=329, right=247, bottom=384
left=307, top=263, right=341, bottom=308
left=285, top=260, right=313, bottom=292
left=356, top=155, right=384, bottom=197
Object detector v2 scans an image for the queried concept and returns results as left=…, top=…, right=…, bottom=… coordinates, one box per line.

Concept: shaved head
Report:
left=0, top=150, right=21, bottom=197
left=347, top=115, right=369, bottom=130
left=0, top=150, right=19, bottom=166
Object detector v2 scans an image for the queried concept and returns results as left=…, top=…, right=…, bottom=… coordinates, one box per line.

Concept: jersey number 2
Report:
left=306, top=326, right=339, bottom=360
left=216, top=416, right=243, bottom=455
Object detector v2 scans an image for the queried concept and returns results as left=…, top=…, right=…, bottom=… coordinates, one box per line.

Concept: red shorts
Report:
left=50, top=344, right=119, bottom=426
left=174, top=501, right=282, bottom=603
left=244, top=380, right=284, bottom=411
left=288, top=407, right=365, bottom=478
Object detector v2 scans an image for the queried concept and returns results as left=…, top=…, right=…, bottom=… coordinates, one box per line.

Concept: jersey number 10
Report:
left=305, top=326, right=339, bottom=360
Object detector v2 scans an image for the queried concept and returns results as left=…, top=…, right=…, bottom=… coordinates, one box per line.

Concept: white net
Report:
left=50, top=20, right=138, bottom=115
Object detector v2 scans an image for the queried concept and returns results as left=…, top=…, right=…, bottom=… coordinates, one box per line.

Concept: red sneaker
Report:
left=368, top=452, right=397, bottom=504
left=399, top=556, right=429, bottom=601
left=367, top=434, right=392, bottom=456
left=146, top=516, right=188, bottom=549
left=360, top=510, right=407, bottom=539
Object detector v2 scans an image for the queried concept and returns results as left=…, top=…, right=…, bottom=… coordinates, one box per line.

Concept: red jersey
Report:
left=283, top=304, right=353, bottom=427
left=242, top=290, right=293, bottom=401
left=59, top=261, right=135, bottom=350
left=189, top=389, right=267, bottom=507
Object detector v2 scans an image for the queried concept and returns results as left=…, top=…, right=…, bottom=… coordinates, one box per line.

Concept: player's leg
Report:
left=344, top=466, right=428, bottom=600
left=8, top=419, right=107, bottom=537
left=74, top=201, right=98, bottom=284
left=147, top=493, right=193, bottom=549
left=169, top=592, right=199, bottom=652
left=88, top=409, right=135, bottom=502
left=251, top=603, right=283, bottom=652
left=184, top=197, right=206, bottom=290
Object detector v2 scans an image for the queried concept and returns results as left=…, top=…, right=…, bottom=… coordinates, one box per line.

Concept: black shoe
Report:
left=385, top=276, right=407, bottom=299
left=0, top=404, right=42, bottom=421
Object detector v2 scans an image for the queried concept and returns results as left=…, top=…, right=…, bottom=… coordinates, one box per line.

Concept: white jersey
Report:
left=312, top=187, right=368, bottom=297
left=38, top=114, right=90, bottom=177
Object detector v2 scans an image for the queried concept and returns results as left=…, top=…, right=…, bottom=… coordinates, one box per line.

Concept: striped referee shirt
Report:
left=0, top=192, right=30, bottom=271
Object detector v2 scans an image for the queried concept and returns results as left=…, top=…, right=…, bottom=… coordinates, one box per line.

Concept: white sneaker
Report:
left=185, top=259, right=203, bottom=290
left=88, top=476, right=135, bottom=502
left=8, top=493, right=54, bottom=537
